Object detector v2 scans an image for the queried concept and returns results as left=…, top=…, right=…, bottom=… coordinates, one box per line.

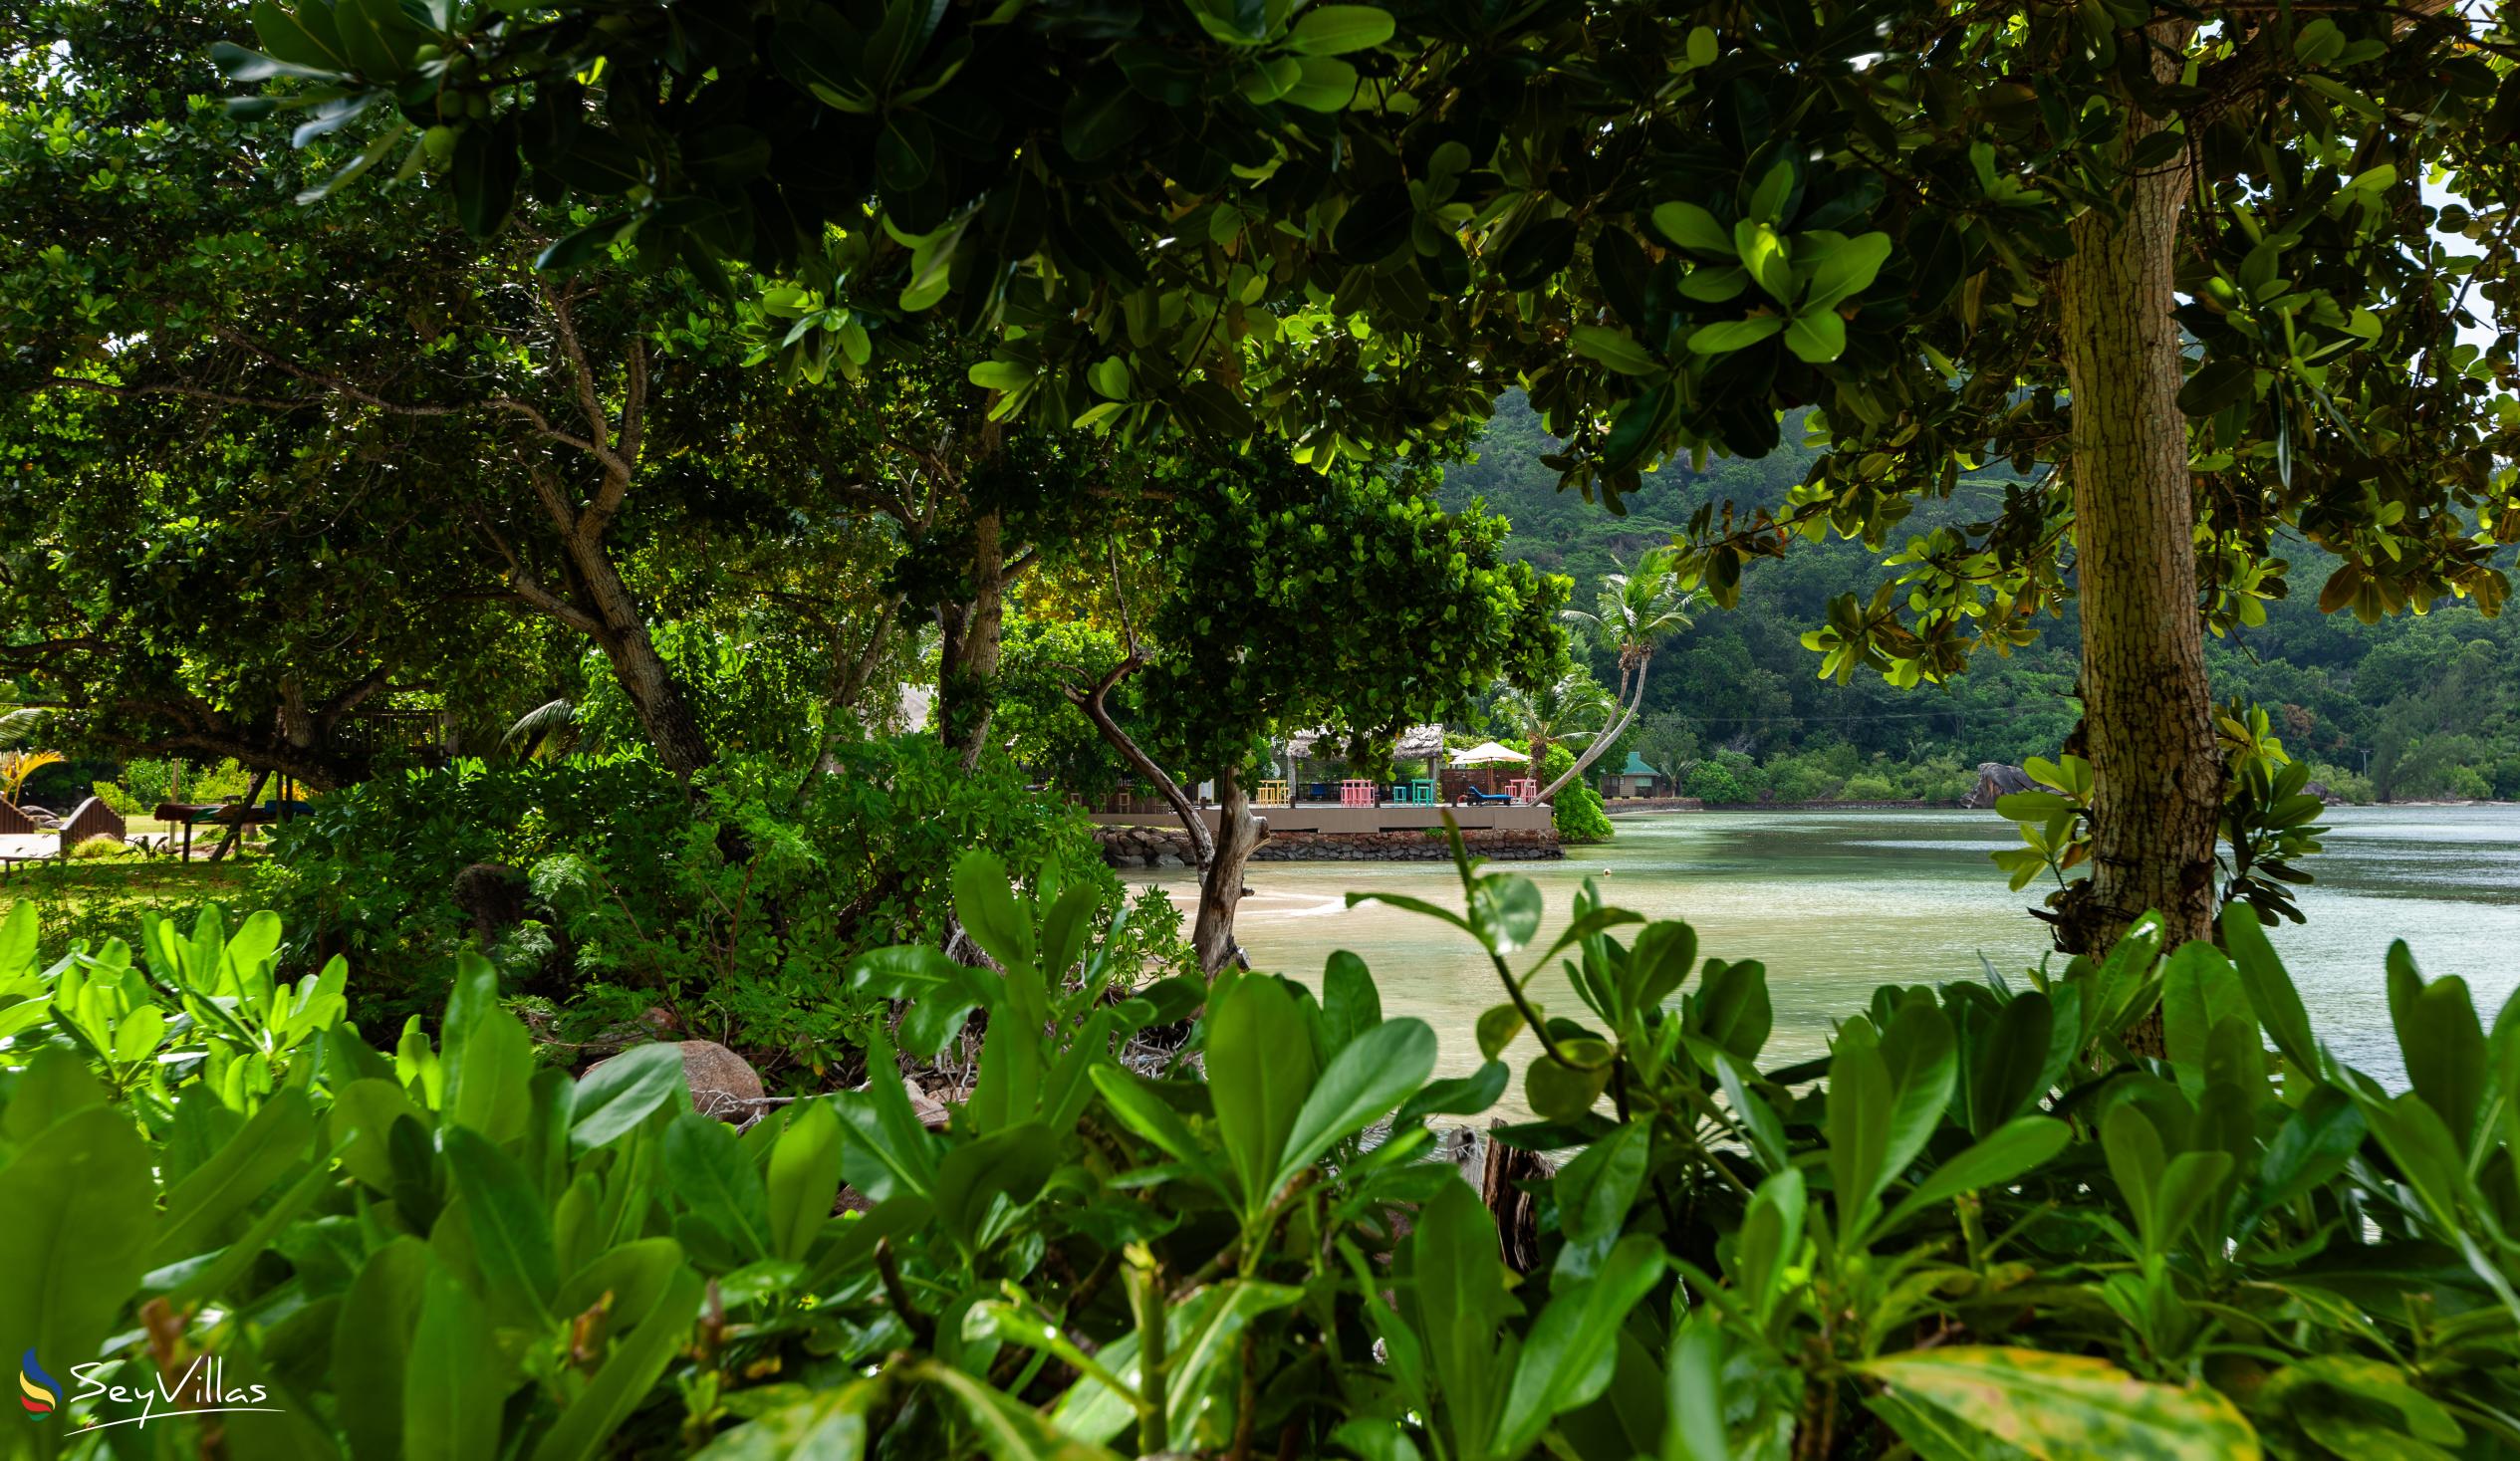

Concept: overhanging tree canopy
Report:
left=226, top=0, right=2520, bottom=957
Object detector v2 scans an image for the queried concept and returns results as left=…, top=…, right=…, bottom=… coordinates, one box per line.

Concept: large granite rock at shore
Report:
left=1961, top=762, right=2039, bottom=810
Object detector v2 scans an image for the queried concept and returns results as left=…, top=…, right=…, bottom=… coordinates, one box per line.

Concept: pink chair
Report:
left=1506, top=778, right=1540, bottom=804
left=1340, top=779, right=1374, bottom=807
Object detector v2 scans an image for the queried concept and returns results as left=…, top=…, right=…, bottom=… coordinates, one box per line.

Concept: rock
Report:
left=672, top=1040, right=766, bottom=1119
left=900, top=1076, right=952, bottom=1129
left=1960, top=762, right=2039, bottom=810
left=2303, top=780, right=2345, bottom=805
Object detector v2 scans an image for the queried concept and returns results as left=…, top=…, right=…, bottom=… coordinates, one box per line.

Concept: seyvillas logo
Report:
left=19, top=1351, right=58, bottom=1419
left=16, top=1350, right=281, bottom=1435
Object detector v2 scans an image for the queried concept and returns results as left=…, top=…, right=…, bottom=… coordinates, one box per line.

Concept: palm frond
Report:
left=0, top=707, right=45, bottom=748
left=502, top=698, right=582, bottom=762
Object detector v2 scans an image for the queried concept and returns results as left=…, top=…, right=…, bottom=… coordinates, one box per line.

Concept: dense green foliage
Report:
left=8, top=836, right=2520, bottom=1457
left=244, top=740, right=1173, bottom=1083
left=1450, top=395, right=2520, bottom=801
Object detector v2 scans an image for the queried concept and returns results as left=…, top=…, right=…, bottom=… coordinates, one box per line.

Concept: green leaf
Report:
left=766, top=1098, right=846, bottom=1263
left=1274, top=1018, right=1435, bottom=1189
left=571, top=1043, right=688, bottom=1153
left=529, top=1266, right=705, bottom=1461
left=1860, top=1347, right=2262, bottom=1460
left=1415, top=1178, right=1521, bottom=1454
left=1286, top=5, right=1395, bottom=55
left=1526, top=1048, right=1611, bottom=1122
left=968, top=360, right=1035, bottom=393
left=0, top=899, right=32, bottom=978
left=442, top=1126, right=560, bottom=1322
left=1825, top=1017, right=1894, bottom=1238
left=933, top=1122, right=1060, bottom=1251
left=851, top=944, right=993, bottom=1058
left=1570, top=325, right=1662, bottom=376
left=151, top=1088, right=317, bottom=1266
left=1551, top=1123, right=1645, bottom=1279
left=1089, top=1066, right=1223, bottom=1188
left=2387, top=945, right=2488, bottom=1145
left=2238, top=1085, right=2364, bottom=1235
left=952, top=851, right=1035, bottom=971
left=1686, top=316, right=1784, bottom=355
left=404, top=1265, right=508, bottom=1461
left=1471, top=874, right=1544, bottom=953
left=1783, top=310, right=1847, bottom=364
left=330, top=1078, right=424, bottom=1191
left=0, top=1103, right=159, bottom=1392
left=1206, top=974, right=1317, bottom=1213
left=1650, top=201, right=1731, bottom=255
left=1496, top=1236, right=1666, bottom=1454
left=336, top=1238, right=431, bottom=1461
left=1805, top=230, right=1891, bottom=311
left=662, top=1111, right=774, bottom=1261
left=1879, top=1116, right=2072, bottom=1236
left=1392, top=1061, right=1509, bottom=1127
left=1282, top=55, right=1360, bottom=111
left=2161, top=941, right=2251, bottom=1093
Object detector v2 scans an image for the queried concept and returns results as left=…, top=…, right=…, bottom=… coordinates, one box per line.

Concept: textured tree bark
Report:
left=1536, top=655, right=1651, bottom=803
left=1067, top=661, right=1216, bottom=869
left=567, top=530, right=713, bottom=781
left=1194, top=768, right=1263, bottom=975
left=936, top=510, right=1007, bottom=773
left=2056, top=36, right=2222, bottom=971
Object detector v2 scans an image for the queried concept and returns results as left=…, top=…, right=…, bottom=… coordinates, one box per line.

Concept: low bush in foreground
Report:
left=1, top=830, right=2515, bottom=1457
left=245, top=738, right=1172, bottom=1081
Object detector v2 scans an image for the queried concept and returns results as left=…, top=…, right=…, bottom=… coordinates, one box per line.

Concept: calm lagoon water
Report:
left=1134, top=805, right=2520, bottom=1092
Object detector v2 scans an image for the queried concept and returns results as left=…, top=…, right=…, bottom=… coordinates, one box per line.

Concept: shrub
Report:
left=1681, top=749, right=1763, bottom=803
left=248, top=738, right=1171, bottom=1077
left=1541, top=743, right=1613, bottom=842
left=2446, top=764, right=2493, bottom=801
left=2309, top=761, right=2378, bottom=804
left=1762, top=755, right=1845, bottom=802
left=1, top=841, right=2511, bottom=1457
left=1898, top=751, right=1979, bottom=803
left=1839, top=770, right=1899, bottom=801
left=88, top=780, right=145, bottom=817
left=63, top=835, right=135, bottom=860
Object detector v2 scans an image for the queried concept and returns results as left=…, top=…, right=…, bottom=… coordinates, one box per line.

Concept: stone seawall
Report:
left=1094, top=823, right=1560, bottom=866
left=1256, top=828, right=1562, bottom=861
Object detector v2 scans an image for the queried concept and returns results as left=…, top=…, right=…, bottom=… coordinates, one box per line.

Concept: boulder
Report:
left=671, top=1040, right=766, bottom=1119
left=1961, top=762, right=2039, bottom=810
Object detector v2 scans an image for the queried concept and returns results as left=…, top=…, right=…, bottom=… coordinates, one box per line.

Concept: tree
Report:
left=1052, top=446, right=1565, bottom=972
left=3, top=1, right=951, bottom=784
left=230, top=0, right=2520, bottom=958
left=1541, top=551, right=1701, bottom=801
left=1492, top=668, right=1617, bottom=786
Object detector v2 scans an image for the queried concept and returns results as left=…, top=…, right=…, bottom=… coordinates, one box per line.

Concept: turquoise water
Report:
left=1136, top=805, right=2520, bottom=1090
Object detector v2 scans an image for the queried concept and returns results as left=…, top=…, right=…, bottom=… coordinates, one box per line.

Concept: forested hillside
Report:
left=1445, top=393, right=2520, bottom=803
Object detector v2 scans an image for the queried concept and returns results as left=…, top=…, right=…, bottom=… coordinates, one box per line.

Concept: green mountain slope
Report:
left=1443, top=393, right=2519, bottom=802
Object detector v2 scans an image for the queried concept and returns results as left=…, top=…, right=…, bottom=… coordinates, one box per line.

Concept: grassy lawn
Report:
left=0, top=856, right=260, bottom=948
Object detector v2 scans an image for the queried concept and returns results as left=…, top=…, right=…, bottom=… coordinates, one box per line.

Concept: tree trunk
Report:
left=569, top=535, right=713, bottom=782
left=1194, top=768, right=1263, bottom=975
left=936, top=510, right=1007, bottom=773
left=2056, top=34, right=2222, bottom=969
left=1068, top=662, right=1215, bottom=868
left=1537, top=655, right=1651, bottom=802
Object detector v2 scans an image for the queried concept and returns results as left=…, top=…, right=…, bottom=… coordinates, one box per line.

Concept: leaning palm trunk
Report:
left=1535, top=655, right=1651, bottom=803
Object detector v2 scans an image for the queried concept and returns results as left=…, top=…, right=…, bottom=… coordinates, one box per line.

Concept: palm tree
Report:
left=1493, top=668, right=1617, bottom=782
left=1535, top=550, right=1702, bottom=802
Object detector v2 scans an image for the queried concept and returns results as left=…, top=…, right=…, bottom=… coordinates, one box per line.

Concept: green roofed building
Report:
left=1600, top=753, right=1666, bottom=800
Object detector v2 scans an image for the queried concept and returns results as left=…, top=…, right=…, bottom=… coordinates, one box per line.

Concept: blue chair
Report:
left=1456, top=786, right=1513, bottom=806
